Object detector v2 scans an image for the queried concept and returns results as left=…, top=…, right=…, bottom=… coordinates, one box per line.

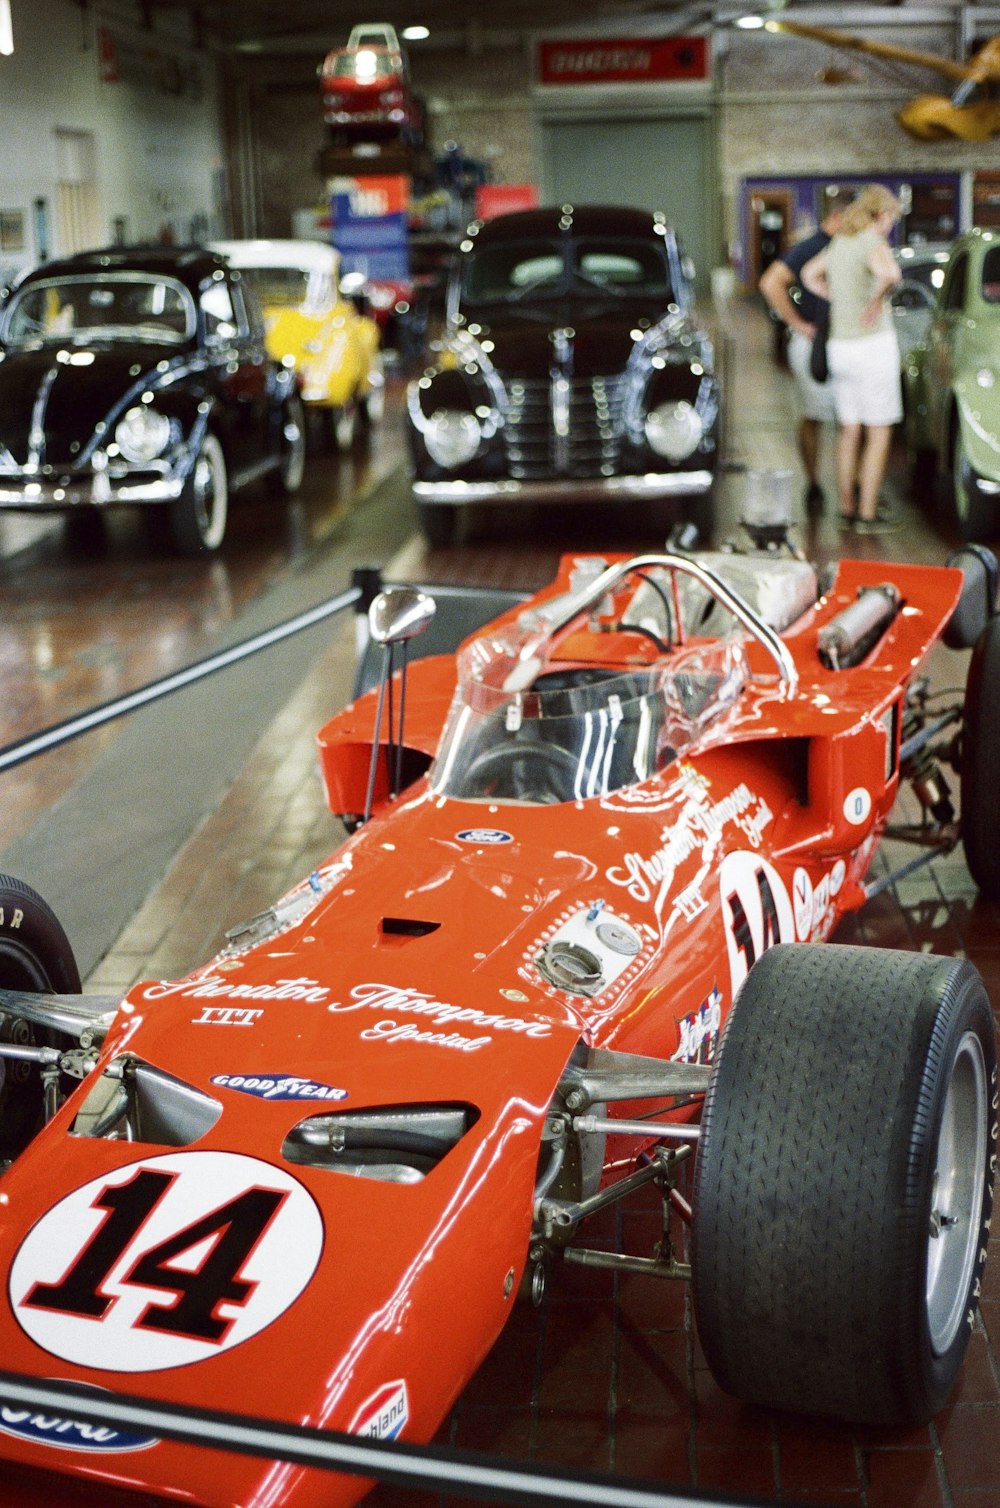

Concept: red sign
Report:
left=474, top=184, right=539, bottom=221
left=538, top=37, right=708, bottom=86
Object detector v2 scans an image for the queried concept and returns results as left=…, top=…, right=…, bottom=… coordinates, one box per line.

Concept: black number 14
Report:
left=25, top=1168, right=287, bottom=1343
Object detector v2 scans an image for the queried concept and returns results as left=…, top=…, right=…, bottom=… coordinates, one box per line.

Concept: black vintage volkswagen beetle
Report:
left=0, top=246, right=305, bottom=554
left=407, top=205, right=719, bottom=546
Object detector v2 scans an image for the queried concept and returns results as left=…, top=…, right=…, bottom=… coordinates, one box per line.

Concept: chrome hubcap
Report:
left=926, top=1030, right=987, bottom=1355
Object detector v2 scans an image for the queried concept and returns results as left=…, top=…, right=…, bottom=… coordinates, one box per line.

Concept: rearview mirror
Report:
left=368, top=587, right=436, bottom=646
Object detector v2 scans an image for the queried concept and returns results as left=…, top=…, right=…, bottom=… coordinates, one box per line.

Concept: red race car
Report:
left=0, top=536, right=997, bottom=1505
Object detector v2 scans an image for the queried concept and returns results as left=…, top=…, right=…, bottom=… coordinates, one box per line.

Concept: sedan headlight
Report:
left=424, top=409, right=481, bottom=468
left=115, top=405, right=172, bottom=464
left=644, top=400, right=703, bottom=461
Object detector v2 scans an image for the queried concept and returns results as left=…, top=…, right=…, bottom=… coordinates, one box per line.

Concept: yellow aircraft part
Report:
left=898, top=94, right=1000, bottom=143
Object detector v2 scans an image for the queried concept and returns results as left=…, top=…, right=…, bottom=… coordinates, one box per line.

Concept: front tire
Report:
left=266, top=392, right=306, bottom=497
left=961, top=617, right=1000, bottom=898
left=692, top=943, right=996, bottom=1427
left=171, top=432, right=228, bottom=554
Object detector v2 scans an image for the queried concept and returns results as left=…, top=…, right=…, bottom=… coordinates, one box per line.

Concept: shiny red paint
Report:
left=0, top=551, right=964, bottom=1505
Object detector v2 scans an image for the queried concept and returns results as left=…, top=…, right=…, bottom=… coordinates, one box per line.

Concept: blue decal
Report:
left=0, top=1398, right=158, bottom=1454
left=210, top=1073, right=348, bottom=1102
left=456, top=829, right=513, bottom=845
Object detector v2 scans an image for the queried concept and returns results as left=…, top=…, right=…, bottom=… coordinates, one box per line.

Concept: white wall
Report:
left=0, top=0, right=224, bottom=283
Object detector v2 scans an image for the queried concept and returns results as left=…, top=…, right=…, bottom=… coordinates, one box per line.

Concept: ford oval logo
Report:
left=456, top=828, right=513, bottom=845
left=0, top=1399, right=158, bottom=1453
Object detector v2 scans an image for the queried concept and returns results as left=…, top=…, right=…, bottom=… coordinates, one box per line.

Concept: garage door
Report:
left=540, top=116, right=714, bottom=294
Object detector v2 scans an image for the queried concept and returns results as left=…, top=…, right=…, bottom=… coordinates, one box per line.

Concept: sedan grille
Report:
left=502, top=375, right=625, bottom=479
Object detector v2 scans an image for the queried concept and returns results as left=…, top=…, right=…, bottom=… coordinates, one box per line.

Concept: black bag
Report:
left=809, top=307, right=830, bottom=383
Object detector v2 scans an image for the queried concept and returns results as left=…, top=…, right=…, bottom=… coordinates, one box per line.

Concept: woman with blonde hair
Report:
left=802, top=184, right=903, bottom=532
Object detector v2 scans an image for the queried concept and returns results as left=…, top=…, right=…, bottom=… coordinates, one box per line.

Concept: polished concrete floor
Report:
left=1, top=301, right=998, bottom=1508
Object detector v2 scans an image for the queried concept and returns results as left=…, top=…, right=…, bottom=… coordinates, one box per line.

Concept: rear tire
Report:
left=692, top=943, right=996, bottom=1427
left=961, top=617, right=1000, bottom=898
left=947, top=421, right=994, bottom=543
left=171, top=432, right=228, bottom=554
left=0, top=873, right=81, bottom=1163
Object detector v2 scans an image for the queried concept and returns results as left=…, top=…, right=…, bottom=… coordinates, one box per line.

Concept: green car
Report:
left=905, top=228, right=1000, bottom=541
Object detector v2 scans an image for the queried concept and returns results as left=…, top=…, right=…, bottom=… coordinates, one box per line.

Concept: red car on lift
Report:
left=320, top=23, right=424, bottom=145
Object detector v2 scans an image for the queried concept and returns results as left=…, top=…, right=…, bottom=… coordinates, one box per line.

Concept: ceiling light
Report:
left=0, top=0, right=13, bottom=55
left=736, top=15, right=765, bottom=28
left=402, top=25, right=429, bottom=41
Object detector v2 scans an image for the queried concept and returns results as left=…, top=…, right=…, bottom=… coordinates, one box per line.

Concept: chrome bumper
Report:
left=413, top=471, right=714, bottom=506
left=0, top=474, right=185, bottom=508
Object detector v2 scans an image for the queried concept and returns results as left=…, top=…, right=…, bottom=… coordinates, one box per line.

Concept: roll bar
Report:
left=531, top=552, right=799, bottom=694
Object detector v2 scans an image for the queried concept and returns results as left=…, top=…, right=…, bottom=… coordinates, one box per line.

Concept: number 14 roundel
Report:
left=9, top=1151, right=324, bottom=1372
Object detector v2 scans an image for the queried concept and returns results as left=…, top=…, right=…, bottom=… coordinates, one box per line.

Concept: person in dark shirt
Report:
left=759, top=188, right=855, bottom=516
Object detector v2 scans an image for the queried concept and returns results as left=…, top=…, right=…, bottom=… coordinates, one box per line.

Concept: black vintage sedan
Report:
left=407, top=205, right=719, bottom=546
left=0, top=246, right=306, bottom=554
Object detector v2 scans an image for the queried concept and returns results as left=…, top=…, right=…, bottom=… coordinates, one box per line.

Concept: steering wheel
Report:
left=461, top=740, right=579, bottom=803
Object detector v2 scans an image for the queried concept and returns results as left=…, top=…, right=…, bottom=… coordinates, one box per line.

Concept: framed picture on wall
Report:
left=0, top=210, right=25, bottom=253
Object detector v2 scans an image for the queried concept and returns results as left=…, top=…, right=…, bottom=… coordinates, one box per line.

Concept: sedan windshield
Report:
left=461, top=235, right=674, bottom=308
left=2, top=274, right=195, bottom=348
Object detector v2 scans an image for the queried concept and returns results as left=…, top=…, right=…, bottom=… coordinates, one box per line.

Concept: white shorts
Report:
left=827, top=329, right=903, bottom=427
left=787, top=330, right=838, bottom=423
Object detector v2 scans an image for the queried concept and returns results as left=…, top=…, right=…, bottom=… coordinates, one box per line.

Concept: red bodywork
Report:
left=0, top=551, right=963, bottom=1505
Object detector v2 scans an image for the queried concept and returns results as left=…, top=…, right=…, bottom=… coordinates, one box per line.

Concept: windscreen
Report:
left=461, top=234, right=673, bottom=307
left=3, top=275, right=194, bottom=347
left=430, top=629, right=745, bottom=805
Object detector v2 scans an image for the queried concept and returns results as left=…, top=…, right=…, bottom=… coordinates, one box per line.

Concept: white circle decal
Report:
left=843, top=787, right=872, bottom=826
left=9, top=1151, right=323, bottom=1373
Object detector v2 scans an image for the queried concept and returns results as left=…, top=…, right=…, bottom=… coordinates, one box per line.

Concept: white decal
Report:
left=10, top=1152, right=322, bottom=1374
left=672, top=880, right=708, bottom=922
left=830, top=859, right=846, bottom=896
left=719, top=851, right=796, bottom=996
left=792, top=867, right=814, bottom=942
left=350, top=1380, right=409, bottom=1440
left=143, top=975, right=331, bottom=1004
left=843, top=787, right=872, bottom=826
left=607, top=783, right=756, bottom=915
left=328, top=981, right=552, bottom=1049
left=193, top=1007, right=263, bottom=1028
left=735, top=797, right=773, bottom=849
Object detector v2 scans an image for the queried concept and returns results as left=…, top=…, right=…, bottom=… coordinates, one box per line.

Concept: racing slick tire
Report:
left=691, top=943, right=996, bottom=1427
left=961, top=616, right=1000, bottom=899
left=0, top=873, right=81, bottom=1162
left=171, top=432, right=228, bottom=554
left=265, top=392, right=306, bottom=497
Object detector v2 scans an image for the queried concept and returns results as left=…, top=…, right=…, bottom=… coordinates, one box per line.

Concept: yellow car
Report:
left=212, top=238, right=383, bottom=450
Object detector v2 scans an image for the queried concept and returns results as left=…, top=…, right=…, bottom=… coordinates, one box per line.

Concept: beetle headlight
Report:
left=424, top=409, right=481, bottom=468
left=115, top=406, right=172, bottom=463
left=644, top=400, right=703, bottom=461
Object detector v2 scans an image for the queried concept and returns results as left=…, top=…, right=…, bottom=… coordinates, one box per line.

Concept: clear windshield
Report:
left=461, top=235, right=674, bottom=308
left=2, top=274, right=195, bottom=347
left=430, top=626, right=746, bottom=805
